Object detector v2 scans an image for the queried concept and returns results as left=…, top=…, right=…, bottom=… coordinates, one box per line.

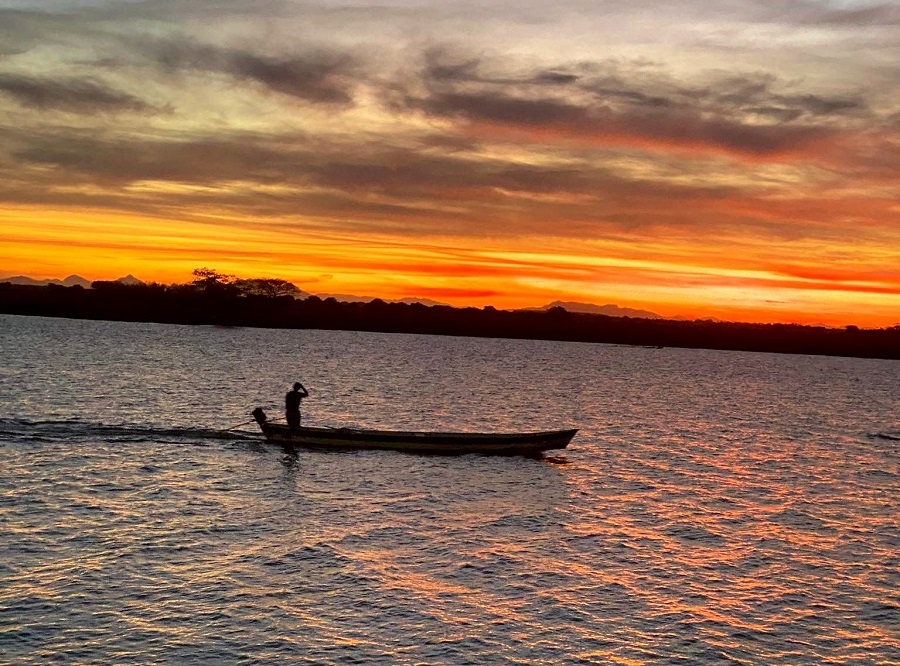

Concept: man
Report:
left=285, top=381, right=309, bottom=430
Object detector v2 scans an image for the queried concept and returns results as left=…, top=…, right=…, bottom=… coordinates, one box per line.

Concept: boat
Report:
left=251, top=408, right=576, bottom=456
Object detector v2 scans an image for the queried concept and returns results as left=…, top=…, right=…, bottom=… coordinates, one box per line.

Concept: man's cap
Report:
left=293, top=382, right=303, bottom=391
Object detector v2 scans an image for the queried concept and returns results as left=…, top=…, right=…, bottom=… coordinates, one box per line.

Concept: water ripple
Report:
left=0, top=316, right=898, bottom=664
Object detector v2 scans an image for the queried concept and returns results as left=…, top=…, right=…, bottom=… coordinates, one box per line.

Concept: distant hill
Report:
left=315, top=293, right=448, bottom=307
left=393, top=297, right=449, bottom=307
left=536, top=301, right=662, bottom=319
left=0, top=274, right=317, bottom=297
left=0, top=274, right=149, bottom=288
left=315, top=293, right=374, bottom=303
left=1, top=274, right=92, bottom=288
left=115, top=274, right=145, bottom=286
left=0, top=275, right=44, bottom=286
left=3, top=282, right=897, bottom=359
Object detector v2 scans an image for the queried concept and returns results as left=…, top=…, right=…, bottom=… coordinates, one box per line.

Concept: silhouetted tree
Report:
left=234, top=278, right=301, bottom=298
left=547, top=305, right=569, bottom=320
left=191, top=268, right=238, bottom=296
left=3, top=278, right=900, bottom=360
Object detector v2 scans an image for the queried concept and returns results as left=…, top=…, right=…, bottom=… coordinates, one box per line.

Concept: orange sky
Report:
left=0, top=1, right=898, bottom=328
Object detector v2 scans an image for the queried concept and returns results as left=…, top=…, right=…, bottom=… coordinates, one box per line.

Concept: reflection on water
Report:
left=0, top=314, right=897, bottom=664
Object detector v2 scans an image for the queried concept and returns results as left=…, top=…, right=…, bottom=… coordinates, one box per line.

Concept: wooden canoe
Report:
left=252, top=409, right=576, bottom=456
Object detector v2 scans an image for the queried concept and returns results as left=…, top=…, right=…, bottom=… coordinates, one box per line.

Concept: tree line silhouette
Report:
left=1, top=268, right=898, bottom=359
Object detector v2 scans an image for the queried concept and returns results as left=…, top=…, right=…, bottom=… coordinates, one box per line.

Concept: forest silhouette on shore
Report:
left=1, top=269, right=898, bottom=360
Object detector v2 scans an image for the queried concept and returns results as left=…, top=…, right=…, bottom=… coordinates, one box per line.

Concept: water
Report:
left=0, top=314, right=897, bottom=665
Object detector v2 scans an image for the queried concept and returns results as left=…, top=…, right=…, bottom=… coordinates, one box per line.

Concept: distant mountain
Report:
left=313, top=293, right=370, bottom=303
left=0, top=275, right=43, bottom=286
left=1, top=276, right=664, bottom=317
left=536, top=300, right=663, bottom=319
left=1, top=274, right=91, bottom=288
left=314, top=293, right=448, bottom=307
left=115, top=274, right=145, bottom=286
left=61, top=275, right=92, bottom=287
left=393, top=297, right=449, bottom=307
left=1, top=274, right=144, bottom=288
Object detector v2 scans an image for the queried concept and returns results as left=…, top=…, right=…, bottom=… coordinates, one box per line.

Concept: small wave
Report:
left=870, top=430, right=900, bottom=441
left=771, top=508, right=829, bottom=531
left=0, top=417, right=259, bottom=445
left=660, top=522, right=725, bottom=544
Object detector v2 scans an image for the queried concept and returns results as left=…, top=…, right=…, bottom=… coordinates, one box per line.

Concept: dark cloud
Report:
left=586, top=84, right=672, bottom=108
left=402, top=88, right=832, bottom=158
left=10, top=129, right=592, bottom=198
left=1, top=118, right=888, bottom=250
left=229, top=51, right=357, bottom=104
left=800, top=3, right=900, bottom=26
left=533, top=71, right=581, bottom=85
left=1, top=122, right=751, bottom=241
left=413, top=48, right=868, bottom=129
left=702, top=74, right=867, bottom=120
left=390, top=51, right=877, bottom=160
left=0, top=73, right=152, bottom=114
left=414, top=91, right=588, bottom=128
left=152, top=41, right=361, bottom=106
left=794, top=95, right=864, bottom=115
left=0, top=42, right=885, bottom=219
left=423, top=49, right=481, bottom=83
left=421, top=47, right=584, bottom=89
left=11, top=133, right=308, bottom=186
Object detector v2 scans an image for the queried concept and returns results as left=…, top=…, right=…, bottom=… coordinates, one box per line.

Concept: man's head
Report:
left=293, top=382, right=303, bottom=391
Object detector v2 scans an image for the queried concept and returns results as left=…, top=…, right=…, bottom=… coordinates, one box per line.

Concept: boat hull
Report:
left=257, top=422, right=576, bottom=456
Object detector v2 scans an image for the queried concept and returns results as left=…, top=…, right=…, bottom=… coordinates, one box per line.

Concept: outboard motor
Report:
left=252, top=407, right=267, bottom=425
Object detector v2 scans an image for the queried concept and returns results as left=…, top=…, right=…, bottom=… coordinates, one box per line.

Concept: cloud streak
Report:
left=393, top=52, right=877, bottom=162
left=150, top=41, right=363, bottom=106
left=0, top=73, right=153, bottom=114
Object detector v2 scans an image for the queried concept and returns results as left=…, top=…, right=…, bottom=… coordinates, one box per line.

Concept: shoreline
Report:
left=2, top=282, right=898, bottom=360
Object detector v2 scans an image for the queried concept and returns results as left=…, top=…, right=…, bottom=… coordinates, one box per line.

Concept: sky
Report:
left=0, top=0, right=898, bottom=327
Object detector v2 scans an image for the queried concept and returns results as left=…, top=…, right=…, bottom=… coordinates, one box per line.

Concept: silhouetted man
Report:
left=285, top=381, right=308, bottom=430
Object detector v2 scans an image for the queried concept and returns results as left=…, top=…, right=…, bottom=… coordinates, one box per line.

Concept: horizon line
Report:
left=3, top=272, right=896, bottom=331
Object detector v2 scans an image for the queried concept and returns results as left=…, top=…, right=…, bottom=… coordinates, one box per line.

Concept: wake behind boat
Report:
left=251, top=408, right=576, bottom=456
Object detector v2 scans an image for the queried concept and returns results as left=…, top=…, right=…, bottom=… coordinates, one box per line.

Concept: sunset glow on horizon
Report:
left=1, top=1, right=898, bottom=328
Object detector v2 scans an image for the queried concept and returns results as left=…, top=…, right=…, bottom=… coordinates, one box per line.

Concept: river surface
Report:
left=0, top=314, right=897, bottom=665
